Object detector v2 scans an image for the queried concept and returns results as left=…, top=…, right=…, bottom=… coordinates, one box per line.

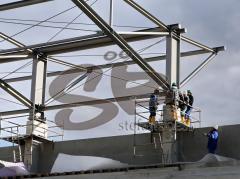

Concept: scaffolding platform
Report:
left=0, top=134, right=53, bottom=145
left=137, top=121, right=193, bottom=132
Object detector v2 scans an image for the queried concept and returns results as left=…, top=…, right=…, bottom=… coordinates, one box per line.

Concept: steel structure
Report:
left=0, top=0, right=224, bottom=168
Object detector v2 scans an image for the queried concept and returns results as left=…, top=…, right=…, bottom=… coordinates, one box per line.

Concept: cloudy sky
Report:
left=0, top=0, right=239, bottom=145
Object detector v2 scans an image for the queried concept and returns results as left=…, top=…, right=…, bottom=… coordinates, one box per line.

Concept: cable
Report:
left=44, top=71, right=89, bottom=104
left=0, top=20, right=98, bottom=32
left=0, top=17, right=96, bottom=26
left=64, top=39, right=166, bottom=94
left=0, top=72, right=32, bottom=74
left=0, top=97, right=25, bottom=106
left=0, top=70, right=59, bottom=74
left=0, top=17, right=154, bottom=29
left=1, top=60, right=32, bottom=80
left=45, top=38, right=165, bottom=105
left=47, top=0, right=98, bottom=42
left=0, top=6, right=77, bottom=44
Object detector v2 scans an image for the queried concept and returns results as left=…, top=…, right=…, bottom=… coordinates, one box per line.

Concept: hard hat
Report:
left=154, top=88, right=160, bottom=94
left=213, top=125, right=218, bottom=130
left=172, top=82, right=176, bottom=86
left=183, top=91, right=188, bottom=95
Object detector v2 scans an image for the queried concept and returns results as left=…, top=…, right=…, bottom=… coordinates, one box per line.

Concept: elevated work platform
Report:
left=0, top=134, right=52, bottom=146
left=137, top=121, right=193, bottom=133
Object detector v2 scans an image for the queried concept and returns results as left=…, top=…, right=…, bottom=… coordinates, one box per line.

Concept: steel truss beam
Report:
left=123, top=0, right=169, bottom=31
left=123, top=0, right=219, bottom=53
left=4, top=47, right=224, bottom=83
left=0, top=0, right=53, bottom=11
left=71, top=0, right=169, bottom=90
left=0, top=92, right=165, bottom=116
left=0, top=0, right=225, bottom=118
left=0, top=79, right=32, bottom=108
left=0, top=27, right=166, bottom=64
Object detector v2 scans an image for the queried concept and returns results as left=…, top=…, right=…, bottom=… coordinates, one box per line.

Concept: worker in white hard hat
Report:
left=207, top=125, right=219, bottom=154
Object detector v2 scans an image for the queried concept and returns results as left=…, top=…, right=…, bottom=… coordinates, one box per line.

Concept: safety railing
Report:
left=135, top=98, right=201, bottom=129
left=0, top=115, right=64, bottom=143
left=133, top=97, right=202, bottom=159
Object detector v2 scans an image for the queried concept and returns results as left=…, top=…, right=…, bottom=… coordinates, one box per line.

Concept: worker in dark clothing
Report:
left=207, top=125, right=219, bottom=154
left=180, top=91, right=189, bottom=117
left=149, top=89, right=159, bottom=124
left=178, top=91, right=185, bottom=111
left=185, top=90, right=194, bottom=119
left=171, top=82, right=179, bottom=106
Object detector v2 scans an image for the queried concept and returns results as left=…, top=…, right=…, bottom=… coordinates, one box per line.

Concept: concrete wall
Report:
left=0, top=146, right=18, bottom=162
left=0, top=124, right=240, bottom=173
left=178, top=124, right=240, bottom=162
left=38, top=133, right=163, bottom=173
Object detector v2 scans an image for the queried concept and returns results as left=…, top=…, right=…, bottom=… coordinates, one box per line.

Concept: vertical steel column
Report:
left=24, top=137, right=33, bottom=170
left=24, top=53, right=47, bottom=168
left=166, top=34, right=180, bottom=87
left=31, top=53, right=47, bottom=111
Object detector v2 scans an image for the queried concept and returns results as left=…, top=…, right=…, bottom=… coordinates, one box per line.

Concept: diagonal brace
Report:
left=71, top=0, right=170, bottom=90
left=123, top=0, right=169, bottom=31
left=180, top=53, right=217, bottom=88
left=0, top=79, right=32, bottom=108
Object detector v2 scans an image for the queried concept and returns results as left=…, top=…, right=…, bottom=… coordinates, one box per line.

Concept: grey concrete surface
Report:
left=36, top=163, right=240, bottom=179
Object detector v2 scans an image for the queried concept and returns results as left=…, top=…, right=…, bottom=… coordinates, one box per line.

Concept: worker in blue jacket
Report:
left=207, top=125, right=219, bottom=154
left=149, top=89, right=159, bottom=124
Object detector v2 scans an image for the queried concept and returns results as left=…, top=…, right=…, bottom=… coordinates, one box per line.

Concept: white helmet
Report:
left=183, top=91, right=188, bottom=95
left=214, top=125, right=218, bottom=130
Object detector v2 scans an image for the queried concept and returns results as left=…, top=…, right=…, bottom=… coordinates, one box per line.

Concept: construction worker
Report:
left=178, top=91, right=184, bottom=110
left=179, top=91, right=188, bottom=119
left=149, top=89, right=159, bottom=124
left=206, top=125, right=219, bottom=154
left=185, top=90, right=194, bottom=119
left=171, top=82, right=179, bottom=106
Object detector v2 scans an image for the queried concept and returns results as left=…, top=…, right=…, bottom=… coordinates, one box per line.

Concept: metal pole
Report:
left=109, top=0, right=113, bottom=27
left=133, top=98, right=137, bottom=157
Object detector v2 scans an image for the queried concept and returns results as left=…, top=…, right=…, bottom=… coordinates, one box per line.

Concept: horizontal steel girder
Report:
left=0, top=27, right=167, bottom=64
left=0, top=92, right=165, bottom=116
left=4, top=47, right=224, bottom=83
left=0, top=0, right=53, bottom=11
